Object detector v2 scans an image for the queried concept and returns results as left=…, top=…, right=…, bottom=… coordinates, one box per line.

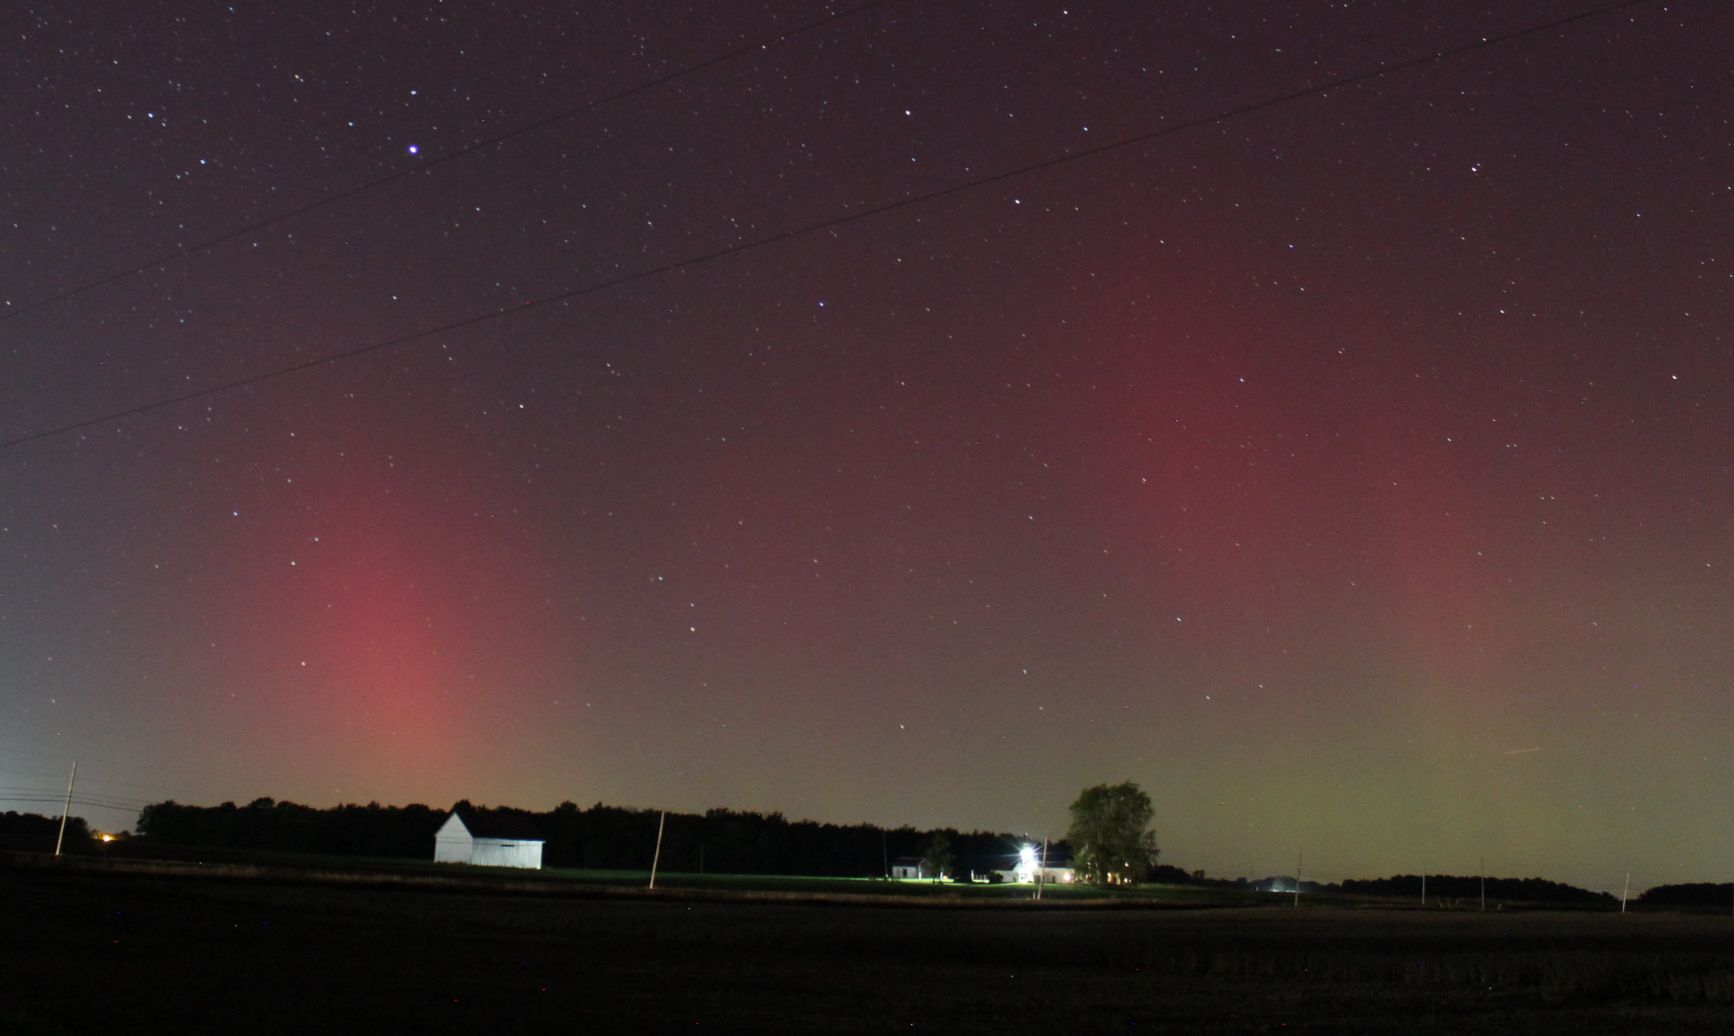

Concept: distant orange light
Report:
left=98, top=833, right=115, bottom=843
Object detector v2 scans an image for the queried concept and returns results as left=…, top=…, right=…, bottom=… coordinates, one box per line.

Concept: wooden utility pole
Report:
left=1621, top=873, right=1630, bottom=914
left=1294, top=850, right=1302, bottom=908
left=1037, top=837, right=1049, bottom=901
left=647, top=810, right=667, bottom=890
left=53, top=760, right=77, bottom=857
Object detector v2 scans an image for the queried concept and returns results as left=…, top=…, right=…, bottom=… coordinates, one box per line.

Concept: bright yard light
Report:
left=1016, top=844, right=1038, bottom=884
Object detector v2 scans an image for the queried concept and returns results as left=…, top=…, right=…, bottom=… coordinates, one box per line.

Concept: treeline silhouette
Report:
left=1638, top=882, right=1734, bottom=909
left=135, top=798, right=1041, bottom=877
left=0, top=810, right=93, bottom=853
left=137, top=799, right=445, bottom=859
left=1339, top=874, right=1616, bottom=906
left=15, top=801, right=1665, bottom=905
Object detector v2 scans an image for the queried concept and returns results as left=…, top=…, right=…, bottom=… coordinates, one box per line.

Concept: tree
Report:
left=920, top=830, right=955, bottom=882
left=1065, top=781, right=1158, bottom=886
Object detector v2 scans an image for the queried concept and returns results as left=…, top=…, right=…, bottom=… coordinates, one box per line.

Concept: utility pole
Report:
left=1621, top=872, right=1630, bottom=914
left=647, top=810, right=667, bottom=890
left=1421, top=869, right=1426, bottom=908
left=1037, top=837, right=1049, bottom=901
left=53, top=760, right=78, bottom=857
left=1480, top=856, right=1486, bottom=912
left=1294, top=849, right=1302, bottom=908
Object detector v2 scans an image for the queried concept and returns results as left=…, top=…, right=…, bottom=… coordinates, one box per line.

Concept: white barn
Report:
left=890, top=855, right=933, bottom=880
left=433, top=805, right=544, bottom=869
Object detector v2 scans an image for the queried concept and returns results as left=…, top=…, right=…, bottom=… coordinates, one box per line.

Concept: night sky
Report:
left=4, top=1, right=1730, bottom=890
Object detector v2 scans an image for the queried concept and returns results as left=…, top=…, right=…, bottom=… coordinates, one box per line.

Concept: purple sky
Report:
left=3, top=1, right=1730, bottom=890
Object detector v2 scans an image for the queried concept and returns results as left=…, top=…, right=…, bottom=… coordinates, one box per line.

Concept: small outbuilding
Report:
left=890, top=855, right=933, bottom=880
left=433, top=804, right=544, bottom=869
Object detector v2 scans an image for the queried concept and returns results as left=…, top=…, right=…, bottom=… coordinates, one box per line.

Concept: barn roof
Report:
left=450, top=804, right=543, bottom=841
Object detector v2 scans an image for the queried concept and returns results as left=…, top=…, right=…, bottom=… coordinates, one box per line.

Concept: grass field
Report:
left=6, top=855, right=1732, bottom=1033
left=31, top=842, right=1273, bottom=904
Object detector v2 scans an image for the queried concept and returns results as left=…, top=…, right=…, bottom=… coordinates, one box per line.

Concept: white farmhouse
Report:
left=433, top=804, right=544, bottom=869
left=995, top=845, right=1078, bottom=885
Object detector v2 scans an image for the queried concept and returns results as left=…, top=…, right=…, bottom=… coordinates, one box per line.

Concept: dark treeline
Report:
left=1639, top=882, right=1734, bottom=908
left=1340, top=874, right=1616, bottom=905
left=137, top=799, right=446, bottom=859
left=40, top=801, right=1674, bottom=903
left=1151, top=864, right=1244, bottom=888
left=135, top=798, right=1043, bottom=877
left=546, top=803, right=1035, bottom=877
left=0, top=811, right=93, bottom=853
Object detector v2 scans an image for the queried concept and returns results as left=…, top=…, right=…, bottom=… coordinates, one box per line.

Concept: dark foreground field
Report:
left=5, top=861, right=1732, bottom=1034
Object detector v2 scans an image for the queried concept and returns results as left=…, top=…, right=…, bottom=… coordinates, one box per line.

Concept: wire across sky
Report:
left=2, top=0, right=1727, bottom=887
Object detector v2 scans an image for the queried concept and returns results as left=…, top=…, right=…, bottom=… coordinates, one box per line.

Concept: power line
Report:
left=0, top=748, right=400, bottom=808
left=0, top=794, right=154, bottom=813
left=0, top=0, right=1651, bottom=453
left=0, top=786, right=155, bottom=808
left=0, top=0, right=898, bottom=326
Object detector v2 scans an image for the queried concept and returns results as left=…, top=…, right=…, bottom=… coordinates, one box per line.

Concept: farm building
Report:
left=433, top=804, right=544, bottom=869
left=995, top=846, right=1078, bottom=885
left=890, top=855, right=934, bottom=880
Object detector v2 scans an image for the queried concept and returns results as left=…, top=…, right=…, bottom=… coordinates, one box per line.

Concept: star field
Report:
left=2, top=0, right=1731, bottom=890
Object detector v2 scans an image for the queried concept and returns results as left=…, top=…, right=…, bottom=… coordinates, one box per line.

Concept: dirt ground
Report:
left=5, top=861, right=1732, bottom=1033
